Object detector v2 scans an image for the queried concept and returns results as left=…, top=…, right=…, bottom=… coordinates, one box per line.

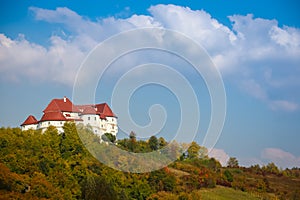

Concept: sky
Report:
left=1, top=0, right=300, bottom=168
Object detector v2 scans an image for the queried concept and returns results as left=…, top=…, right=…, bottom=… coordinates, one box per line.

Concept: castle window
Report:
left=94, top=117, right=96, bottom=121
left=88, top=117, right=90, bottom=120
left=48, top=122, right=50, bottom=125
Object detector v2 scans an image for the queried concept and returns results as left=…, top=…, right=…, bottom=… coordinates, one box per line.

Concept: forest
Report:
left=0, top=122, right=299, bottom=200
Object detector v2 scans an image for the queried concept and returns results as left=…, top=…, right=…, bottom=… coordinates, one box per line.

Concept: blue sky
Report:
left=1, top=0, right=300, bottom=168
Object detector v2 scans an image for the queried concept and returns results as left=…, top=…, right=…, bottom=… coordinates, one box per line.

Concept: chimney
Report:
left=63, top=96, right=66, bottom=103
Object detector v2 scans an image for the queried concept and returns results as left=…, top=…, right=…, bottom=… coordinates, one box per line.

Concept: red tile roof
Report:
left=76, top=103, right=116, bottom=118
left=99, top=114, right=107, bottom=119
left=95, top=103, right=116, bottom=117
left=82, top=106, right=97, bottom=114
left=21, top=115, right=38, bottom=126
left=43, top=97, right=80, bottom=113
left=40, top=111, right=83, bottom=122
left=40, top=112, right=67, bottom=122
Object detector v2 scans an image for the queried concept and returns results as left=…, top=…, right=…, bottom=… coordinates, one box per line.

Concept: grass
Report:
left=199, top=186, right=262, bottom=200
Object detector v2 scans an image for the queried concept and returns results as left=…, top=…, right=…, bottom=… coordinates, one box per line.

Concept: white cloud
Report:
left=208, top=148, right=229, bottom=166
left=0, top=4, right=299, bottom=111
left=234, top=148, right=300, bottom=168
left=241, top=79, right=268, bottom=101
left=29, top=7, right=103, bottom=41
left=270, top=26, right=300, bottom=49
left=126, top=14, right=161, bottom=28
left=0, top=33, right=85, bottom=85
left=240, top=79, right=298, bottom=111
left=149, top=4, right=237, bottom=54
left=270, top=100, right=299, bottom=112
left=261, top=148, right=300, bottom=169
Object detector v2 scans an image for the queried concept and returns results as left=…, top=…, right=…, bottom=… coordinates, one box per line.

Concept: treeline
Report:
left=0, top=123, right=299, bottom=199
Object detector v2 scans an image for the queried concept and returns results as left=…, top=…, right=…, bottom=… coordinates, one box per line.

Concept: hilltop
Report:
left=0, top=123, right=299, bottom=199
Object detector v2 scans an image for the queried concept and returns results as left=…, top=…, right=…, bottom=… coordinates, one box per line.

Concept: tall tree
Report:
left=101, top=133, right=116, bottom=143
left=158, top=137, right=167, bottom=148
left=227, top=157, right=239, bottom=168
left=148, top=136, right=158, bottom=151
left=129, top=131, right=136, bottom=141
left=187, top=141, right=200, bottom=159
left=128, top=131, right=137, bottom=152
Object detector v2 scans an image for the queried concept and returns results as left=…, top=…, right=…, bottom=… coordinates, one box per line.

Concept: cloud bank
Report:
left=208, top=148, right=230, bottom=166
left=261, top=147, right=300, bottom=169
left=210, top=147, right=300, bottom=168
left=0, top=4, right=299, bottom=111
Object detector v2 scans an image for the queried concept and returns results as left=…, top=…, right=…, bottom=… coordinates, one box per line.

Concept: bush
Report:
left=224, top=170, right=233, bottom=182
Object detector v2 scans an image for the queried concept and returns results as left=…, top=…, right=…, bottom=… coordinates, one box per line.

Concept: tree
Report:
left=158, top=137, right=167, bottom=148
left=262, top=162, right=280, bottom=174
left=129, top=131, right=136, bottom=141
left=199, top=146, right=208, bottom=159
left=128, top=131, right=137, bottom=152
left=148, top=136, right=158, bottom=151
left=101, top=133, right=116, bottom=143
left=60, top=122, right=85, bottom=159
left=187, top=141, right=200, bottom=159
left=227, top=157, right=239, bottom=168
left=223, top=169, right=233, bottom=182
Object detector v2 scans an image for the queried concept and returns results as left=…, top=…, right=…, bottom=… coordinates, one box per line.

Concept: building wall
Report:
left=106, top=117, right=118, bottom=134
left=38, top=120, right=66, bottom=133
left=21, top=124, right=37, bottom=131
left=80, top=114, right=118, bottom=137
left=80, top=114, right=101, bottom=136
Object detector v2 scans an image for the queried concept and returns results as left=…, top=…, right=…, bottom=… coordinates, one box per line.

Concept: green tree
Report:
left=227, top=157, right=239, bottom=168
left=262, top=162, right=280, bottom=174
left=101, top=133, right=116, bottom=143
left=128, top=131, right=137, bottom=152
left=129, top=131, right=136, bottom=141
left=148, top=169, right=176, bottom=192
left=187, top=141, right=200, bottom=159
left=158, top=137, right=167, bottom=148
left=60, top=122, right=85, bottom=159
left=148, top=136, right=158, bottom=151
left=224, top=169, right=233, bottom=182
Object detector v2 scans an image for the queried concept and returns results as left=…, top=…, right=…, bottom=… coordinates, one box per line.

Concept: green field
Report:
left=199, top=186, right=262, bottom=200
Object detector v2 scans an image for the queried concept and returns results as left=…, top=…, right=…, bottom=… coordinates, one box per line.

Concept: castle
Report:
left=20, top=97, right=118, bottom=137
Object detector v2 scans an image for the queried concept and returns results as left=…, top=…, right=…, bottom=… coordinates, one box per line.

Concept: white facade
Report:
left=37, top=120, right=66, bottom=133
left=21, top=124, right=37, bottom=131
left=80, top=114, right=101, bottom=135
left=102, top=117, right=118, bottom=135
left=78, top=115, right=118, bottom=136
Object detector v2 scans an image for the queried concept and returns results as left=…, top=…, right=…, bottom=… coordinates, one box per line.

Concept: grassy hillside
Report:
left=200, top=186, right=262, bottom=200
left=0, top=125, right=299, bottom=199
